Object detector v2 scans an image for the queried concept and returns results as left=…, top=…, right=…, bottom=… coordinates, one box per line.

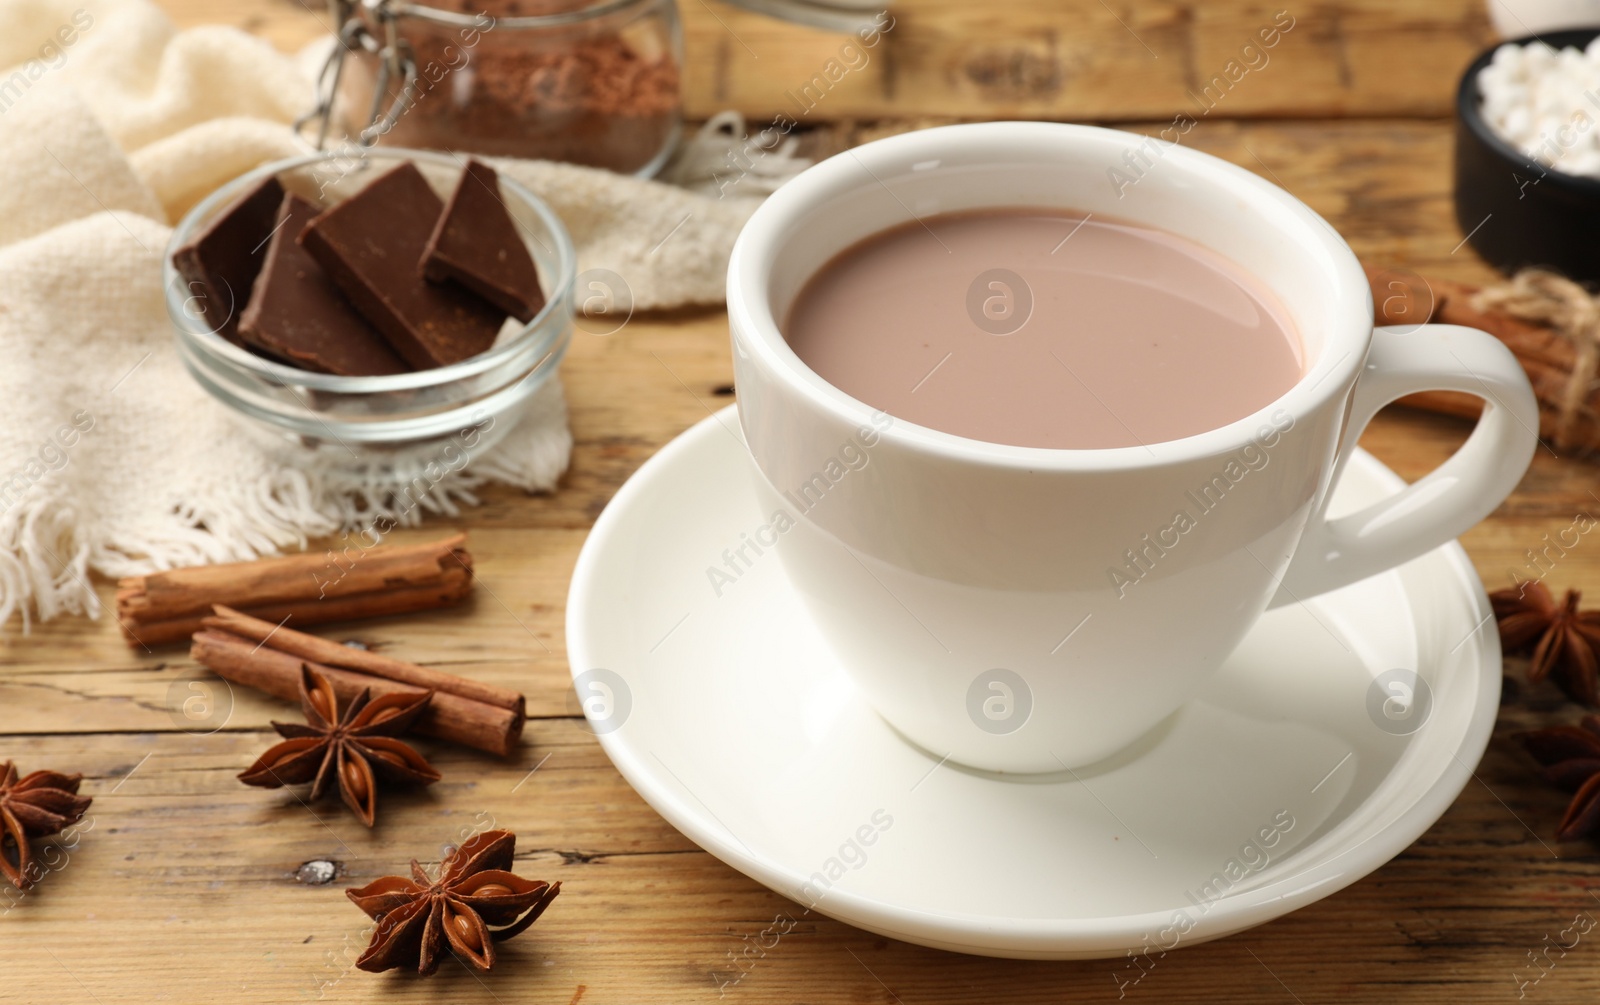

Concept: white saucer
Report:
left=565, top=408, right=1500, bottom=960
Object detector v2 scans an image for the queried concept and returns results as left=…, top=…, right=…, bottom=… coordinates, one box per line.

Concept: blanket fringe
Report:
left=0, top=381, right=572, bottom=633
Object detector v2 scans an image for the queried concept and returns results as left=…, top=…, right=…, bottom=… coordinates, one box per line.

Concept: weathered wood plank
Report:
left=3, top=687, right=1598, bottom=1003
left=151, top=0, right=1497, bottom=121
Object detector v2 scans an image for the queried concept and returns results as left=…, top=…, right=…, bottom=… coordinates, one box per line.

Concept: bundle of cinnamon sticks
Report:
left=1366, top=265, right=1600, bottom=454
left=192, top=605, right=524, bottom=757
left=116, top=532, right=525, bottom=757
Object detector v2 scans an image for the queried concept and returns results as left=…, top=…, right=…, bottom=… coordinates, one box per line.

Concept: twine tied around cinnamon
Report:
left=1472, top=268, right=1600, bottom=453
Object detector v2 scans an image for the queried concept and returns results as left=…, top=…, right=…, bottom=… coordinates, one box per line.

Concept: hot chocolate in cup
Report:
left=727, top=122, right=1538, bottom=773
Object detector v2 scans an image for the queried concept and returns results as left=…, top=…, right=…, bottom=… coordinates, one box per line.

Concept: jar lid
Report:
left=714, top=0, right=888, bottom=33
left=403, top=0, right=612, bottom=14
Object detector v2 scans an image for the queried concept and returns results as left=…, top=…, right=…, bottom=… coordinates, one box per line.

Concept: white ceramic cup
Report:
left=726, top=122, right=1537, bottom=773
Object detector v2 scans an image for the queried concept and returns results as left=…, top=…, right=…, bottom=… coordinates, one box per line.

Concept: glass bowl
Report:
left=165, top=147, right=575, bottom=474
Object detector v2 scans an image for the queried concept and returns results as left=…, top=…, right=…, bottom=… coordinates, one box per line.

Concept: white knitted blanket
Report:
left=0, top=0, right=761, bottom=630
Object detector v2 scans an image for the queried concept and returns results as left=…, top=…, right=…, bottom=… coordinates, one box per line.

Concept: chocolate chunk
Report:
left=299, top=162, right=503, bottom=369
left=421, top=159, right=546, bottom=323
left=238, top=195, right=409, bottom=377
left=170, top=174, right=284, bottom=344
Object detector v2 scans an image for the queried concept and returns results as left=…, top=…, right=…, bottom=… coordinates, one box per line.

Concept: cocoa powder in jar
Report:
left=340, top=0, right=682, bottom=174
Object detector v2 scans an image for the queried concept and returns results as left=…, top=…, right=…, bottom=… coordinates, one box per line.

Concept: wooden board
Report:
left=154, top=0, right=1500, bottom=121
left=9, top=1, right=1600, bottom=1001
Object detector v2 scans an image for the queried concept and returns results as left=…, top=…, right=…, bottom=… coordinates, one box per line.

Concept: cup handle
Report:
left=1267, top=323, right=1539, bottom=607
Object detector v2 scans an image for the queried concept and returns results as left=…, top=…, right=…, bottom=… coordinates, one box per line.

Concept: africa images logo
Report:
left=704, top=411, right=892, bottom=597
left=1106, top=408, right=1293, bottom=598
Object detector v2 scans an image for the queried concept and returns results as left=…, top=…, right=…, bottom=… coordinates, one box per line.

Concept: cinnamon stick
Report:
left=204, top=605, right=523, bottom=716
left=190, top=628, right=523, bottom=757
left=117, top=534, right=472, bottom=647
left=1365, top=265, right=1600, bottom=452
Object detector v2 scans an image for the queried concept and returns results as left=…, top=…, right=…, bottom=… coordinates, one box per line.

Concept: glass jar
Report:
left=335, top=0, right=684, bottom=177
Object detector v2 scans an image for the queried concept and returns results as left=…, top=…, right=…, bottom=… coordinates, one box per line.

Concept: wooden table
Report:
left=9, top=1, right=1600, bottom=1001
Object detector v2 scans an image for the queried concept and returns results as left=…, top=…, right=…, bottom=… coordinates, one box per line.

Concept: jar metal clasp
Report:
left=295, top=0, right=419, bottom=150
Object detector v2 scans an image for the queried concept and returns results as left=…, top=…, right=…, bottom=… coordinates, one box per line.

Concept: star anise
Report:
left=0, top=761, right=91, bottom=890
left=239, top=665, right=440, bottom=826
left=1519, top=715, right=1600, bottom=840
left=346, top=829, right=560, bottom=974
left=1491, top=582, right=1600, bottom=705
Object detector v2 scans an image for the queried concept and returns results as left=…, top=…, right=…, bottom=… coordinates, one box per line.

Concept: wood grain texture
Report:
left=9, top=0, right=1600, bottom=1001
left=150, top=0, right=1498, bottom=121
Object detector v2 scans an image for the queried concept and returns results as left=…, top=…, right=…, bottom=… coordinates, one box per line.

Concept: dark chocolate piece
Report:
left=237, top=195, right=409, bottom=377
left=170, top=174, right=285, bottom=344
left=298, top=162, right=503, bottom=369
left=421, top=159, right=545, bottom=323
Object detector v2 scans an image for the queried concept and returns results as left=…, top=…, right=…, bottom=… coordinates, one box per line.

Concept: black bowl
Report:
left=1454, top=27, right=1600, bottom=282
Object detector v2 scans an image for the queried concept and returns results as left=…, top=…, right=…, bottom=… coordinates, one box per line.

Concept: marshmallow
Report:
left=1478, top=40, right=1600, bottom=179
